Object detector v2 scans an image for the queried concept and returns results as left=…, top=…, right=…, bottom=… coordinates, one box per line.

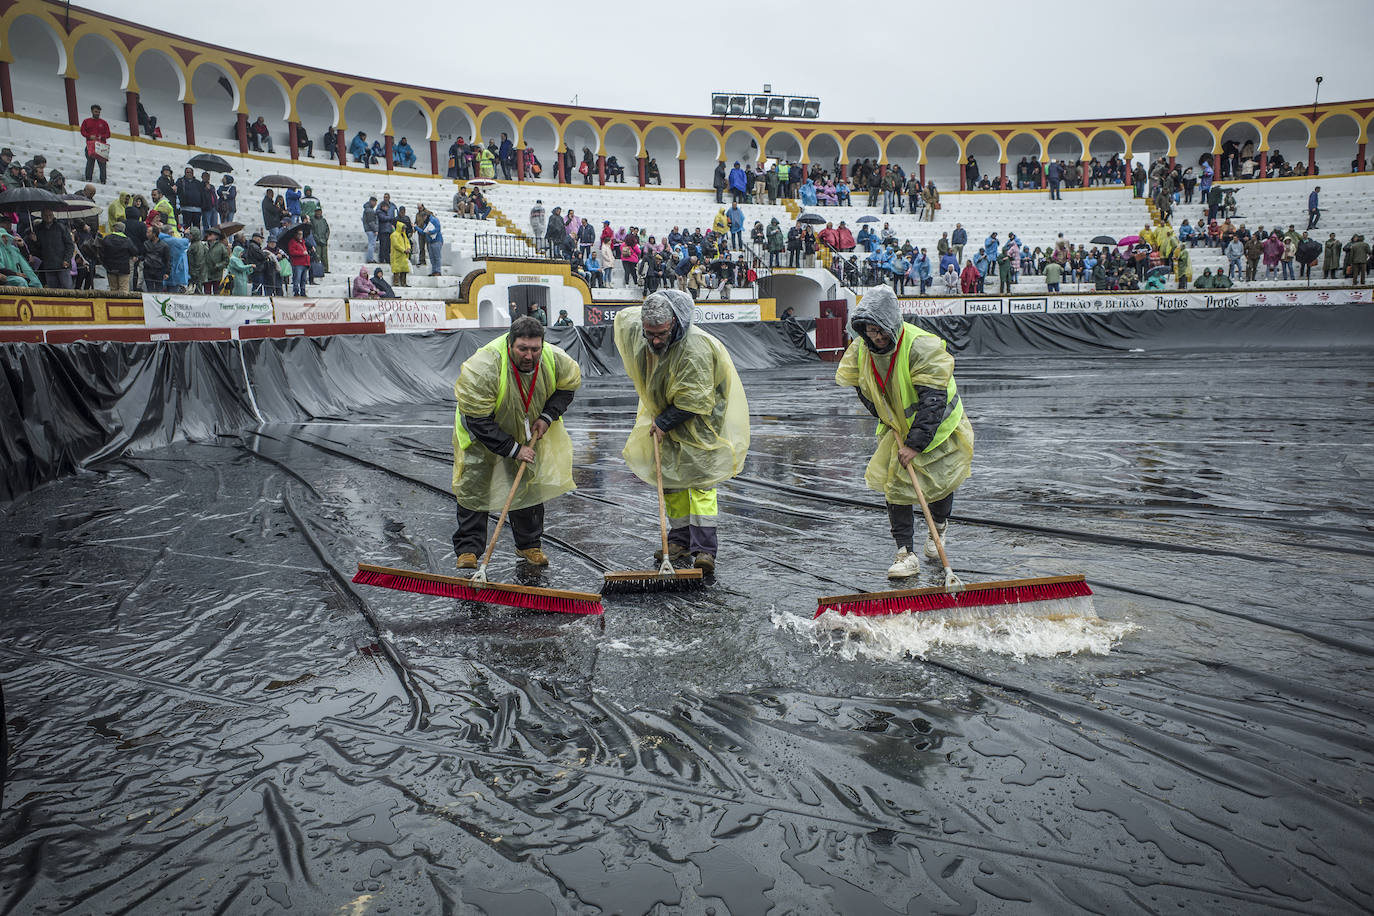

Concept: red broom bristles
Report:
left=816, top=576, right=1092, bottom=619
left=353, top=566, right=604, bottom=616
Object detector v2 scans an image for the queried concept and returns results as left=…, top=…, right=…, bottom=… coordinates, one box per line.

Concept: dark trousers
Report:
left=299, top=139, right=314, bottom=157
left=85, top=153, right=106, bottom=183
left=453, top=502, right=544, bottom=557
left=887, top=493, right=954, bottom=550
left=1307, top=209, right=1320, bottom=230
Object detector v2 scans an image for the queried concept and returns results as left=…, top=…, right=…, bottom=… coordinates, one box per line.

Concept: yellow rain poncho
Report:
left=613, top=293, right=750, bottom=490
left=836, top=288, right=973, bottom=504
left=451, top=334, right=582, bottom=512
left=712, top=208, right=729, bottom=236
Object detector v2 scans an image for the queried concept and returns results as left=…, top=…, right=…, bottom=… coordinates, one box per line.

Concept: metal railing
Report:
left=473, top=233, right=563, bottom=261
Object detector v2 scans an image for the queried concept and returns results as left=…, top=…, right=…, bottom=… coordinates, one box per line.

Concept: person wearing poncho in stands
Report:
left=613, top=290, right=750, bottom=574
left=836, top=287, right=974, bottom=579
left=452, top=316, right=583, bottom=571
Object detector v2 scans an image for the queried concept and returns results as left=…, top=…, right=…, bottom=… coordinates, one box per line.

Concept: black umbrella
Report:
left=1091, top=235, right=1117, bottom=246
left=797, top=212, right=826, bottom=225
left=254, top=174, right=300, bottom=189
left=188, top=153, right=233, bottom=173
left=856, top=215, right=880, bottom=223
left=0, top=187, right=64, bottom=212
left=1146, top=265, right=1170, bottom=278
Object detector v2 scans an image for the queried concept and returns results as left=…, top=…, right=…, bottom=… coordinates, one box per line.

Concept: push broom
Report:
left=354, top=452, right=604, bottom=616
left=602, top=435, right=705, bottom=594
left=815, top=401, right=1093, bottom=620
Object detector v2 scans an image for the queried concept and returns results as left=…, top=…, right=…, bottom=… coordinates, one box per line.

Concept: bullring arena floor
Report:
left=2, top=307, right=1373, bottom=914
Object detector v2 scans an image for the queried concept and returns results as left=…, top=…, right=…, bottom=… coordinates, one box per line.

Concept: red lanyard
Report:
left=867, top=328, right=904, bottom=397
left=511, top=351, right=541, bottom=415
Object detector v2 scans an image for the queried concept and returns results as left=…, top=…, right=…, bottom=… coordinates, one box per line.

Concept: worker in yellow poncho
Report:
left=836, top=287, right=974, bottom=579
left=451, top=315, right=582, bottom=569
left=613, top=289, right=749, bottom=573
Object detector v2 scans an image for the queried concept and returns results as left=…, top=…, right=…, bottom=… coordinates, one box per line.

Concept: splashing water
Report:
left=773, top=607, right=1139, bottom=663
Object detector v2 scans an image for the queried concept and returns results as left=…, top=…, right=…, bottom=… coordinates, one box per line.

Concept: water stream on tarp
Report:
left=2, top=347, right=1372, bottom=914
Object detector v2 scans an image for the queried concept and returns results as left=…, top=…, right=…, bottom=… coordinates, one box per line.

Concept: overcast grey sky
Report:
left=84, top=0, right=1373, bottom=124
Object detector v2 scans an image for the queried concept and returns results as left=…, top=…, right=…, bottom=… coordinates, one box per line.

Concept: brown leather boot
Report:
left=456, top=553, right=479, bottom=570
left=515, top=547, right=549, bottom=567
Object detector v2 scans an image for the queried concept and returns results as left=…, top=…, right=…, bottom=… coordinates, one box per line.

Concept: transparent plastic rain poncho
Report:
left=835, top=287, right=973, bottom=504
left=451, top=336, right=582, bottom=512
left=613, top=295, right=750, bottom=490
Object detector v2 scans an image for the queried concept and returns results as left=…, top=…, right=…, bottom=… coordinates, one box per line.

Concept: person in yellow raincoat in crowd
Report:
left=836, top=287, right=974, bottom=579
left=614, top=289, right=749, bottom=573
left=452, top=315, right=583, bottom=569
left=389, top=222, right=411, bottom=287
left=712, top=208, right=729, bottom=239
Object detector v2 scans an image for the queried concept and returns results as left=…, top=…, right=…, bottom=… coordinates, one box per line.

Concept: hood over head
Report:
left=848, top=287, right=903, bottom=352
left=641, top=288, right=694, bottom=348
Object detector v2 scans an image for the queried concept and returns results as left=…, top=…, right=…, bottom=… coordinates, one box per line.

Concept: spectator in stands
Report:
left=1307, top=186, right=1321, bottom=230
left=30, top=209, right=73, bottom=289
left=223, top=245, right=249, bottom=294
left=160, top=227, right=190, bottom=291
left=186, top=227, right=207, bottom=292
left=1322, top=232, right=1342, bottom=279
left=1260, top=231, right=1283, bottom=281
left=1046, top=160, right=1063, bottom=200
left=728, top=161, right=747, bottom=204
left=376, top=193, right=396, bottom=264
left=712, top=161, right=727, bottom=204
left=141, top=224, right=170, bottom=291
left=0, top=227, right=37, bottom=287
left=137, top=101, right=157, bottom=137
left=283, top=185, right=302, bottom=220
left=217, top=176, right=237, bottom=224
left=606, top=155, right=625, bottom=183
left=497, top=133, right=514, bottom=180
left=290, top=123, right=313, bottom=158
left=360, top=195, right=379, bottom=262
left=176, top=167, right=204, bottom=232
left=471, top=189, right=491, bottom=220
left=418, top=209, right=443, bottom=276
left=322, top=128, right=338, bottom=161
left=1346, top=235, right=1369, bottom=285
left=249, top=116, right=275, bottom=154
left=959, top=260, right=980, bottom=294
left=350, top=131, right=374, bottom=168
left=203, top=228, right=229, bottom=294
left=283, top=228, right=309, bottom=296
left=350, top=266, right=376, bottom=298
left=370, top=267, right=395, bottom=297
left=646, top=157, right=662, bottom=185
left=155, top=165, right=178, bottom=211
left=1281, top=235, right=1297, bottom=281
left=97, top=220, right=134, bottom=291
left=394, top=137, right=417, bottom=169
left=80, top=104, right=110, bottom=184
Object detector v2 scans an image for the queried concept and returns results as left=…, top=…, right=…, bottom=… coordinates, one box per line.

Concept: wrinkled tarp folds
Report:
left=0, top=322, right=816, bottom=502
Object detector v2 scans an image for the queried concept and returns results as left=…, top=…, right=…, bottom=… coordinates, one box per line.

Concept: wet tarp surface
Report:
left=2, top=310, right=1373, bottom=914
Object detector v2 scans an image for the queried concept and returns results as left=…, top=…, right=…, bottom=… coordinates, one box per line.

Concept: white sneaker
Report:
left=924, top=522, right=948, bottom=560
left=887, top=547, right=921, bottom=579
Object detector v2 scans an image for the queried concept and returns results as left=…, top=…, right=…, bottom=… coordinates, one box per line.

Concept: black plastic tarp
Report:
left=0, top=321, right=816, bottom=502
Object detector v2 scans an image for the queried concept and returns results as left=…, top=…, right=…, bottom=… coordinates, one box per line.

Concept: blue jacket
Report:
left=394, top=141, right=416, bottom=165
left=284, top=187, right=302, bottom=217
left=160, top=232, right=190, bottom=287
left=983, top=236, right=999, bottom=259
left=1047, top=162, right=1063, bottom=182
left=728, top=166, right=747, bottom=192
left=727, top=207, right=744, bottom=232
left=939, top=252, right=958, bottom=273
left=799, top=180, right=817, bottom=206
left=913, top=253, right=932, bottom=279
left=349, top=134, right=368, bottom=158
left=419, top=213, right=443, bottom=245
left=951, top=227, right=967, bottom=245
left=1309, top=190, right=1319, bottom=210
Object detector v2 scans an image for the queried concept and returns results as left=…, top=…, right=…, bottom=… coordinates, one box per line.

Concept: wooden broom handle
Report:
left=480, top=429, right=541, bottom=569
left=876, top=395, right=955, bottom=572
left=654, top=433, right=670, bottom=561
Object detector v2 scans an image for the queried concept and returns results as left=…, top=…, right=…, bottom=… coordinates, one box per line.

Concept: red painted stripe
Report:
left=238, top=322, right=387, bottom=339
left=45, top=327, right=233, bottom=343
left=0, top=329, right=44, bottom=342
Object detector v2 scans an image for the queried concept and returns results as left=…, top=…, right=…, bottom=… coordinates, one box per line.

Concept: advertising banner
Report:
left=583, top=303, right=635, bottom=327
left=143, top=294, right=272, bottom=327
left=272, top=297, right=348, bottom=323
left=349, top=298, right=447, bottom=329
left=694, top=303, right=761, bottom=323
left=899, top=298, right=965, bottom=317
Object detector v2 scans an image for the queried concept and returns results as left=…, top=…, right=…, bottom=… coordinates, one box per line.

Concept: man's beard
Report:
left=647, top=338, right=669, bottom=355
left=514, top=356, right=537, bottom=372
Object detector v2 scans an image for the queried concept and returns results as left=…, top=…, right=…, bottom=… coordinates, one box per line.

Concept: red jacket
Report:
left=818, top=227, right=838, bottom=250
left=835, top=227, right=855, bottom=250
left=960, top=262, right=981, bottom=293
left=81, top=117, right=110, bottom=157
left=287, top=238, right=311, bottom=267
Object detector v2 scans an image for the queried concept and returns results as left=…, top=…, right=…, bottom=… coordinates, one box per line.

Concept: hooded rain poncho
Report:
left=613, top=291, right=750, bottom=490
left=451, top=335, right=582, bottom=512
left=835, top=287, right=973, bottom=504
